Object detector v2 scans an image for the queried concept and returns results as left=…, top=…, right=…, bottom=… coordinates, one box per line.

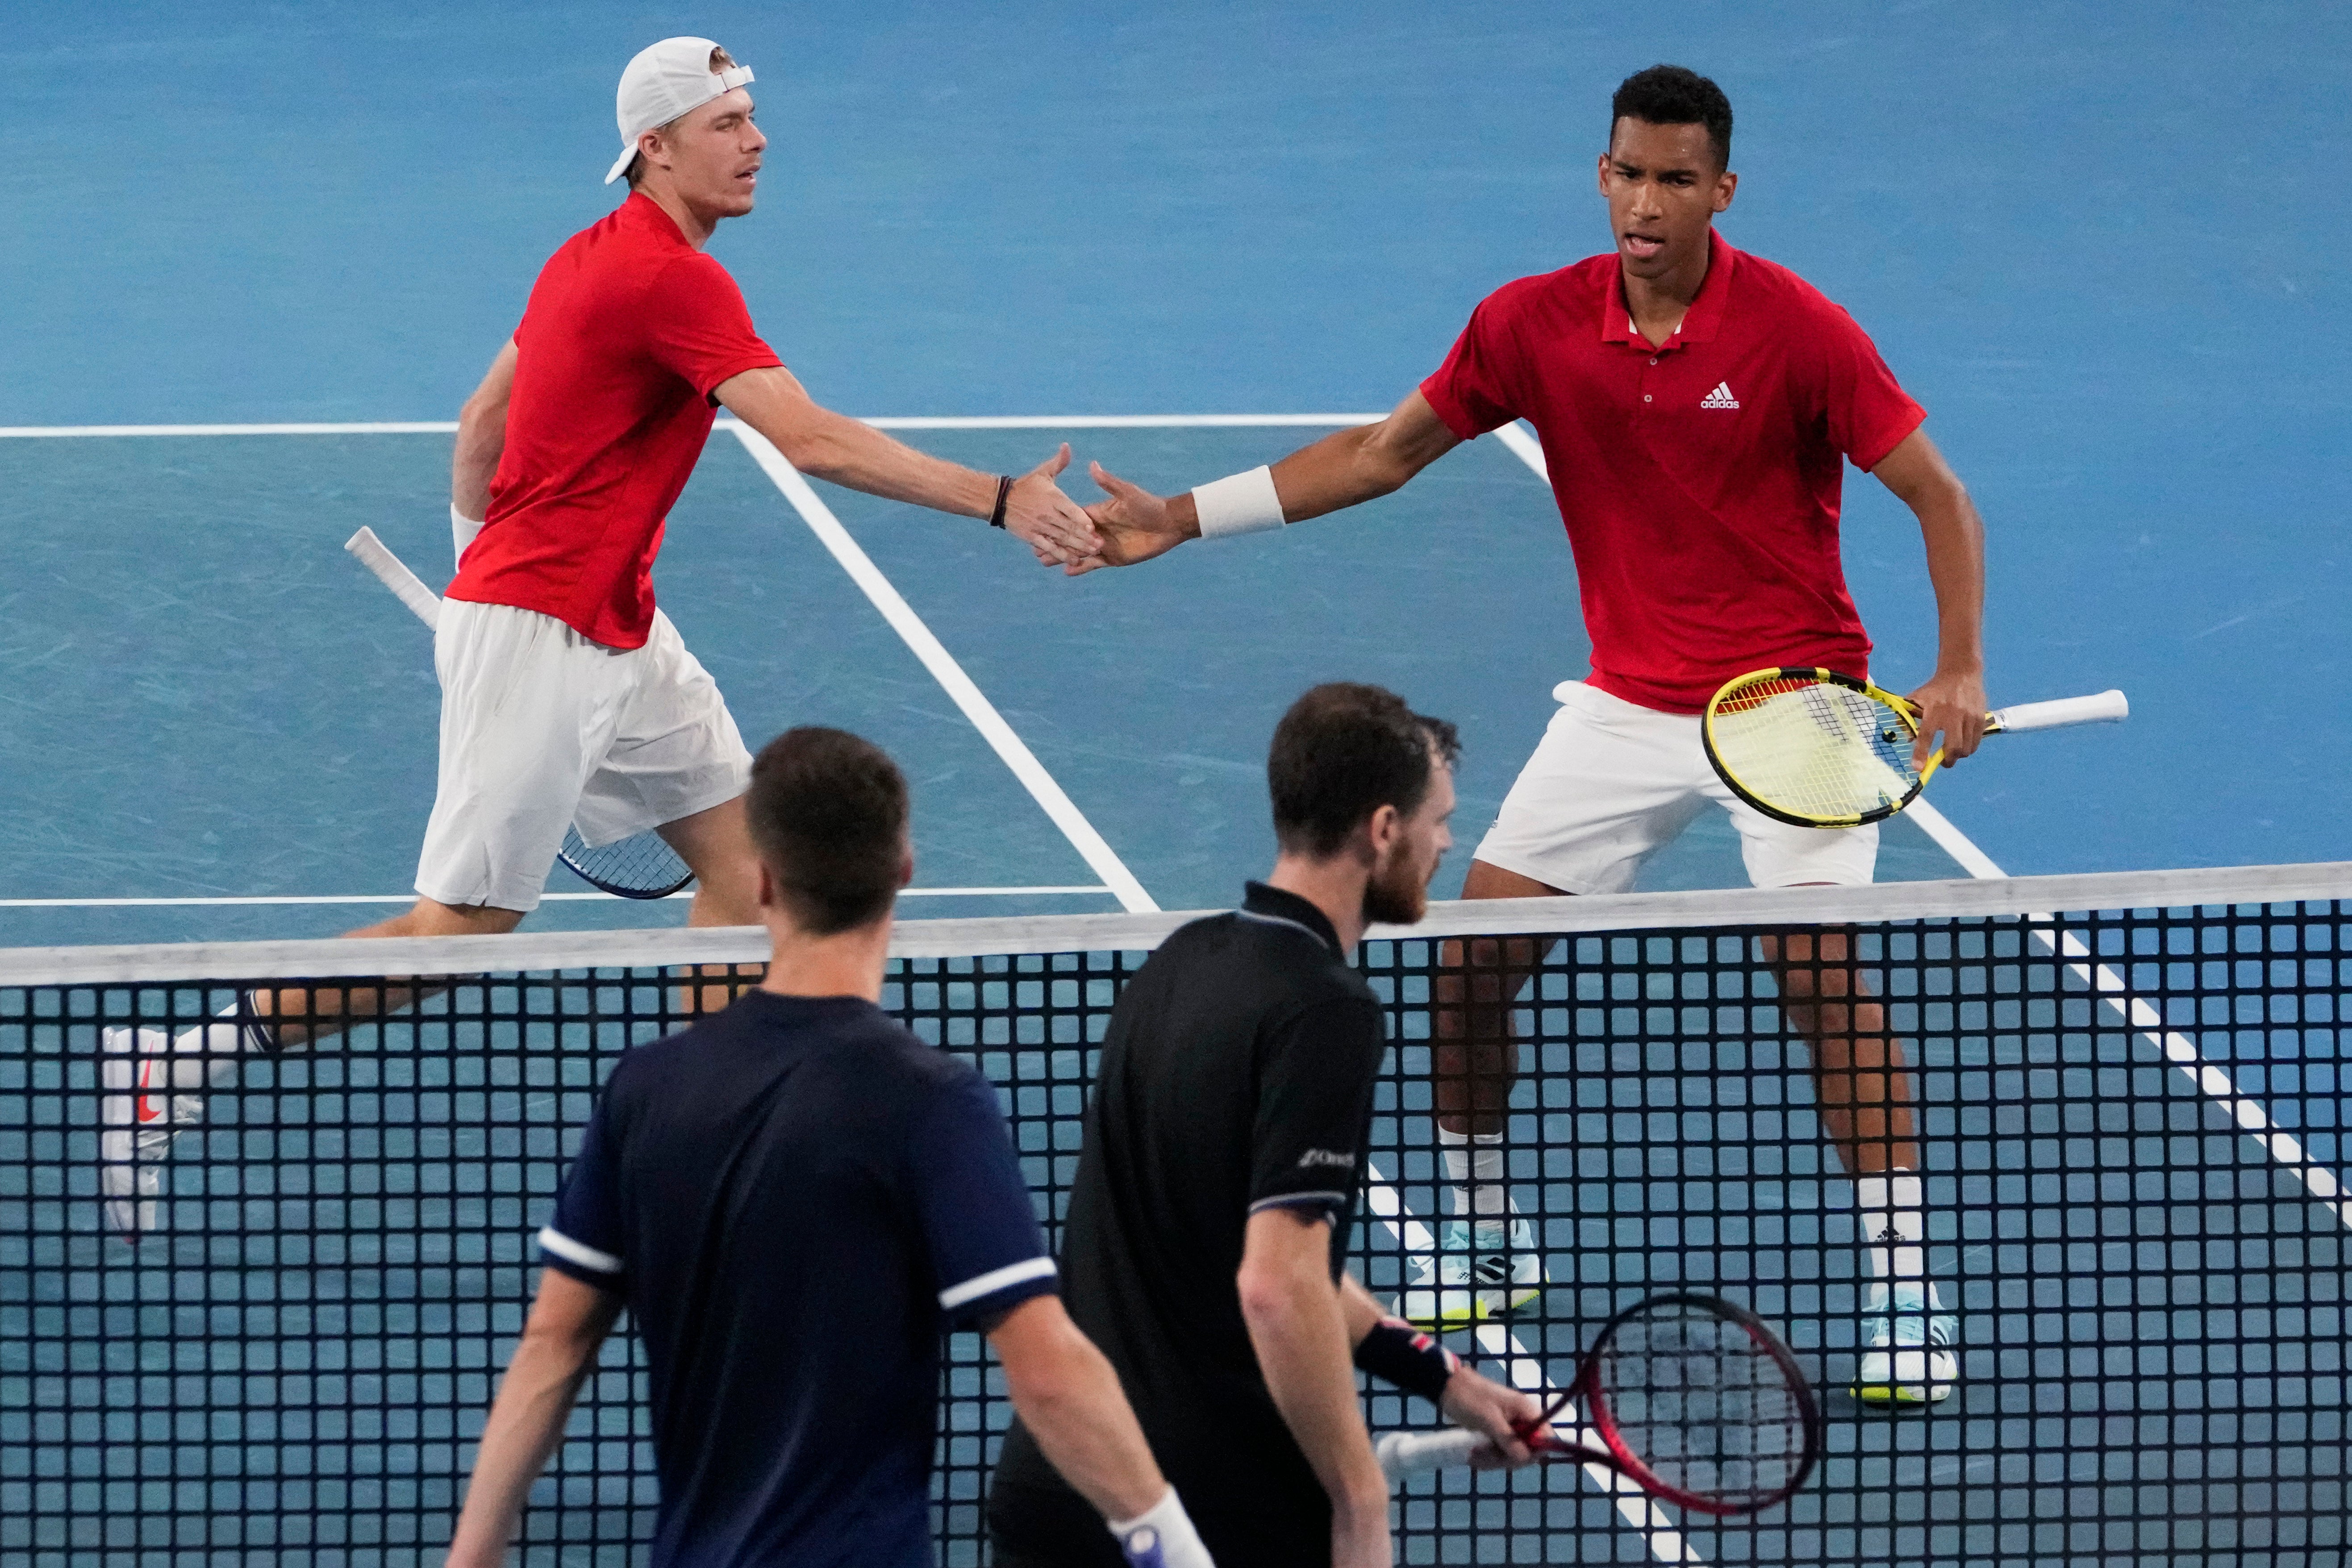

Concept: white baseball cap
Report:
left=604, top=37, right=755, bottom=186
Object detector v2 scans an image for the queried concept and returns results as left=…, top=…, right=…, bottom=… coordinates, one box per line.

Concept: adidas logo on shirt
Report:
left=1701, top=382, right=1740, bottom=409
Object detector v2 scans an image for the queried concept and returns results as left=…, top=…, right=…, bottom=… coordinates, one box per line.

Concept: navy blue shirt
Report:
left=538, top=989, right=1057, bottom=1568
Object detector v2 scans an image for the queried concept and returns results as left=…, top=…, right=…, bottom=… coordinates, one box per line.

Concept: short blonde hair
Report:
left=624, top=46, right=740, bottom=189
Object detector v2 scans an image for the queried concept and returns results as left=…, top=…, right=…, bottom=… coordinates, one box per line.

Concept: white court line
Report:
left=1907, top=802, right=2351, bottom=1231
left=0, top=415, right=1380, bottom=438
left=0, top=421, right=462, bottom=437
left=1360, top=1173, right=1700, bottom=1564
left=1491, top=421, right=2351, bottom=1233
left=728, top=424, right=1159, bottom=914
left=0, top=886, right=1111, bottom=909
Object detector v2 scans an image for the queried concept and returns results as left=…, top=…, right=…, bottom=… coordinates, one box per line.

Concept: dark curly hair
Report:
left=1611, top=64, right=1732, bottom=169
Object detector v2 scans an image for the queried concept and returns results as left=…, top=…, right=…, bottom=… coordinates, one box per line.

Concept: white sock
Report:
left=1438, top=1126, right=1507, bottom=1222
left=1854, top=1171, right=1928, bottom=1285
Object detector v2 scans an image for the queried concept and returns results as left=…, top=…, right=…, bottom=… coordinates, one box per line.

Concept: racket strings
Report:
left=561, top=826, right=695, bottom=899
left=1710, top=677, right=1917, bottom=822
left=1592, top=1303, right=1811, bottom=1508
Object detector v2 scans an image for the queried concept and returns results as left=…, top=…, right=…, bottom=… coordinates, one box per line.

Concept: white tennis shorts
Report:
left=415, top=600, right=753, bottom=912
left=1472, top=681, right=1877, bottom=893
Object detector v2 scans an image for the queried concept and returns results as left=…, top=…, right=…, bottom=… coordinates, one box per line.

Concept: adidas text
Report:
left=1701, top=381, right=1739, bottom=409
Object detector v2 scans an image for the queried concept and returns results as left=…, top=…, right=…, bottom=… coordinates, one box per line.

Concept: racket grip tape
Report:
left=1988, top=689, right=2127, bottom=731
left=1375, top=1427, right=1492, bottom=1479
left=345, top=527, right=443, bottom=630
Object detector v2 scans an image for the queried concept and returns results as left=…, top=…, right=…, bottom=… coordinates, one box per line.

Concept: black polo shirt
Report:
left=990, top=882, right=1385, bottom=1568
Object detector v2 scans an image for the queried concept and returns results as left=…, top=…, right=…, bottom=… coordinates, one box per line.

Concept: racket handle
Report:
left=1988, top=689, right=2128, bottom=732
left=1376, top=1427, right=1492, bottom=1479
left=346, top=526, right=442, bottom=630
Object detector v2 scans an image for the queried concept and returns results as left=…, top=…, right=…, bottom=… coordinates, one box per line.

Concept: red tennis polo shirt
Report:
left=1420, top=228, right=1925, bottom=713
left=450, top=192, right=784, bottom=649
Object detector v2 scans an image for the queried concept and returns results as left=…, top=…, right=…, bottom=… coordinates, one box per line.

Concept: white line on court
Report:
left=0, top=421, right=463, bottom=437
left=1493, top=419, right=2352, bottom=1235
left=1907, top=802, right=2351, bottom=1231
left=728, top=424, right=1159, bottom=914
left=0, top=886, right=1112, bottom=909
left=0, top=415, right=1380, bottom=438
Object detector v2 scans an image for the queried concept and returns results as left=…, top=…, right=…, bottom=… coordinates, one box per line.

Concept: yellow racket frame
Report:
left=1701, top=667, right=1930, bottom=830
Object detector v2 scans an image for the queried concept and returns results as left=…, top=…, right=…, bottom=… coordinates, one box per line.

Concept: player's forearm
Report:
left=1239, top=1258, right=1389, bottom=1518
left=784, top=408, right=1000, bottom=517
left=1265, top=425, right=1419, bottom=522
left=1915, top=489, right=1986, bottom=675
left=995, top=1302, right=1170, bottom=1522
left=445, top=1321, right=603, bottom=1567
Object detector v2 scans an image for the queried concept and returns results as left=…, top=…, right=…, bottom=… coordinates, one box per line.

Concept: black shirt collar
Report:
left=1240, top=881, right=1343, bottom=954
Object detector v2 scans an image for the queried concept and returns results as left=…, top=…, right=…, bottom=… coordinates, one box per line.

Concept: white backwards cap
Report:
left=605, top=37, right=755, bottom=185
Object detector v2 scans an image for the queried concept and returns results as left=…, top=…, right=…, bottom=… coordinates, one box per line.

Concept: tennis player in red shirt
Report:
left=1074, top=66, right=1983, bottom=1405
left=99, top=36, right=1105, bottom=1244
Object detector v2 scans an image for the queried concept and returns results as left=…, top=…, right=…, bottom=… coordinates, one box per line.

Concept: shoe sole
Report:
left=1397, top=1281, right=1544, bottom=1331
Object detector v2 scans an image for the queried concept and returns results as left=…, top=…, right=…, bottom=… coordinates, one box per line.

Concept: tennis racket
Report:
left=1375, top=1291, right=1821, bottom=1518
left=1702, top=667, right=2129, bottom=829
left=343, top=527, right=697, bottom=900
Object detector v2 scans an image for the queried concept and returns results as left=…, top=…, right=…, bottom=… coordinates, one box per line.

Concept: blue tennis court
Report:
left=2, top=3, right=2347, bottom=1566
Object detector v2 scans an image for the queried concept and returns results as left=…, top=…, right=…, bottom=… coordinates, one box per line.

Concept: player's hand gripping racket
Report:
left=1702, top=667, right=2129, bottom=830
left=1375, top=1292, right=1822, bottom=1518
left=342, top=527, right=696, bottom=900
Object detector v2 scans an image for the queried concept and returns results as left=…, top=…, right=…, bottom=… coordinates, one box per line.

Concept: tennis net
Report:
left=2, top=863, right=2345, bottom=1567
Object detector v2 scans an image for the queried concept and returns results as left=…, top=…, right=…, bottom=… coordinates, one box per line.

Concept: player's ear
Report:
left=1713, top=168, right=1737, bottom=213
left=1362, top=802, right=1404, bottom=861
left=896, top=840, right=915, bottom=892
left=754, top=860, right=778, bottom=913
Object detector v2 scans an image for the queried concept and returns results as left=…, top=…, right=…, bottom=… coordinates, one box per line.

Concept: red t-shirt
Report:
left=448, top=192, right=784, bottom=649
left=1420, top=229, right=1925, bottom=713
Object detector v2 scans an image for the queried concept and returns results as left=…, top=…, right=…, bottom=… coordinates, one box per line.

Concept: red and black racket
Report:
left=1376, top=1291, right=1822, bottom=1517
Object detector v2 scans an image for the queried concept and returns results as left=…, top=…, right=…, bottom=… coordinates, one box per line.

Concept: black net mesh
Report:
left=2, top=888, right=2345, bottom=1566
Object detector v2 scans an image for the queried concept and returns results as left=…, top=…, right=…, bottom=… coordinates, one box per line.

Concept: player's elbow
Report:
left=1235, top=1258, right=1317, bottom=1333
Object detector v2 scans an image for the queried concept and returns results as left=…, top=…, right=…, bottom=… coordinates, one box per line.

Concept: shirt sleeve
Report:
left=1418, top=292, right=1524, bottom=441
left=1249, top=996, right=1386, bottom=1217
left=643, top=254, right=785, bottom=398
left=910, top=1069, right=1059, bottom=1329
left=538, top=1097, right=629, bottom=1294
left=1812, top=305, right=1926, bottom=472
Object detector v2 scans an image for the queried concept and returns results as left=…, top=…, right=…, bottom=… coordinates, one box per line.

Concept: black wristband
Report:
left=1352, top=1316, right=1460, bottom=1403
left=988, top=474, right=1012, bottom=528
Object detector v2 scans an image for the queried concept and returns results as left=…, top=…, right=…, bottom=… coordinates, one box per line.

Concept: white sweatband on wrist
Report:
left=1109, top=1487, right=1212, bottom=1568
left=451, top=502, right=484, bottom=567
left=1190, top=465, right=1285, bottom=539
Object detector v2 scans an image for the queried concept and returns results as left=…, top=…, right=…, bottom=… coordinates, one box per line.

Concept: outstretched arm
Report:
left=1870, top=427, right=1988, bottom=767
left=445, top=1271, right=624, bottom=1568
left=1072, top=389, right=1463, bottom=575
left=715, top=365, right=1100, bottom=564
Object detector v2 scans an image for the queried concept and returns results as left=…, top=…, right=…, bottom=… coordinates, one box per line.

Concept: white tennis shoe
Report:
left=1399, top=1214, right=1546, bottom=1329
left=1852, top=1281, right=1958, bottom=1405
left=99, top=1026, right=206, bottom=1242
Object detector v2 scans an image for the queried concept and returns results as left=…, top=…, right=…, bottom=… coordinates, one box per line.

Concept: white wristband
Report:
left=1109, top=1487, right=1214, bottom=1568
left=451, top=502, right=485, bottom=567
left=1189, top=465, right=1285, bottom=539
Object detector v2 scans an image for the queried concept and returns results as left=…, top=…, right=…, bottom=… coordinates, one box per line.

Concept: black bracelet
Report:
left=988, top=474, right=1012, bottom=528
left=1352, top=1316, right=1460, bottom=1403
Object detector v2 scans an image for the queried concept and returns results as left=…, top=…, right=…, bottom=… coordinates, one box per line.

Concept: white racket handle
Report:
left=1376, top=1427, right=1493, bottom=1480
left=1987, top=688, right=2128, bottom=732
left=345, top=527, right=442, bottom=630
